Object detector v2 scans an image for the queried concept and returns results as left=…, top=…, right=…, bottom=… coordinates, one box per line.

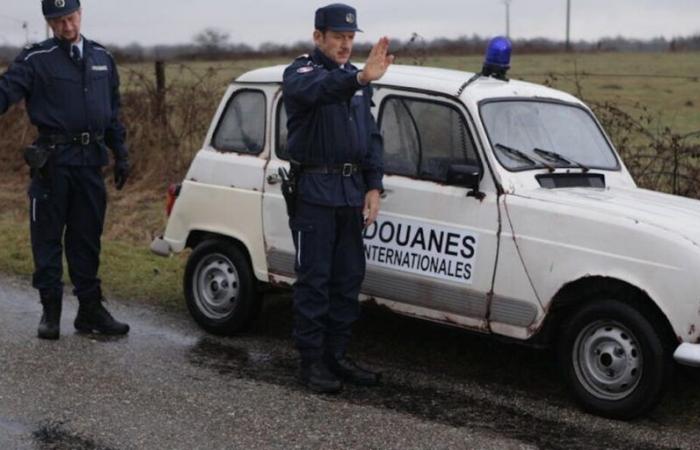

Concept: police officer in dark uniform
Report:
left=0, top=0, right=130, bottom=340
left=283, top=3, right=393, bottom=393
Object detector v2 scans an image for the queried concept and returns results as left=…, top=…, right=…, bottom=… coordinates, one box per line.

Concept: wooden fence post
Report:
left=155, top=60, right=166, bottom=126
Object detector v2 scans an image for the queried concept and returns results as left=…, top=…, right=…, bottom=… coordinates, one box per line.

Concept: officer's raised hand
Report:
left=114, top=158, right=130, bottom=190
left=358, top=37, right=394, bottom=85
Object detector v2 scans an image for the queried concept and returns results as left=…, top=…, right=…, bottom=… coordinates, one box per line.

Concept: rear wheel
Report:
left=558, top=299, right=672, bottom=419
left=184, top=239, right=259, bottom=335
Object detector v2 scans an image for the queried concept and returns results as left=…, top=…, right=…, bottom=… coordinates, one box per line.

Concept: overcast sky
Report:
left=1, top=0, right=698, bottom=48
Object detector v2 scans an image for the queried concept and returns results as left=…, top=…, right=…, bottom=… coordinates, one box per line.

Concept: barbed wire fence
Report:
left=0, top=60, right=698, bottom=197
left=541, top=66, right=700, bottom=197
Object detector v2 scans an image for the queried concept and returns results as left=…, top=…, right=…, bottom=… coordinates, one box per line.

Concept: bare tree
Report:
left=193, top=28, right=230, bottom=53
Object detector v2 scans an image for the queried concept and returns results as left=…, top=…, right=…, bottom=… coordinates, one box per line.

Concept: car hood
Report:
left=517, top=186, right=700, bottom=246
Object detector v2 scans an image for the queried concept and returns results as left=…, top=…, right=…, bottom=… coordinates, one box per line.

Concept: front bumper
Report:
left=674, top=343, right=700, bottom=367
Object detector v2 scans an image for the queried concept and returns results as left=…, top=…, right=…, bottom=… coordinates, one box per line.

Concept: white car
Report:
left=151, top=57, right=700, bottom=419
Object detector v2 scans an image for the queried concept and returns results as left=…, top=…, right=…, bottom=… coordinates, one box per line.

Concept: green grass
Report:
left=0, top=212, right=187, bottom=309
left=4, top=52, right=699, bottom=133
left=117, top=53, right=699, bottom=134
left=416, top=53, right=699, bottom=134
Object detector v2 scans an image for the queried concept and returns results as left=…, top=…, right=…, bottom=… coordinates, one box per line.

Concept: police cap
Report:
left=42, top=0, right=81, bottom=19
left=315, top=3, right=362, bottom=33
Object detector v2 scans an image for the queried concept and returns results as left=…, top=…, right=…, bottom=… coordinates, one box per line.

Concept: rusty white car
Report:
left=151, top=43, right=700, bottom=419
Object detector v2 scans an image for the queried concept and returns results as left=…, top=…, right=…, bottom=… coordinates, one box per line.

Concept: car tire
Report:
left=558, top=299, right=672, bottom=420
left=184, top=239, right=259, bottom=336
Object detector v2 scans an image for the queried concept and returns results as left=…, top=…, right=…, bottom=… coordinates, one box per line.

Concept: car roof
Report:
left=235, top=63, right=581, bottom=105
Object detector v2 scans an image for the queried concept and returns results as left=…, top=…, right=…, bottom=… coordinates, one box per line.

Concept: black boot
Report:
left=299, top=359, right=342, bottom=394
left=37, top=291, right=62, bottom=340
left=75, top=290, right=130, bottom=335
left=324, top=354, right=382, bottom=386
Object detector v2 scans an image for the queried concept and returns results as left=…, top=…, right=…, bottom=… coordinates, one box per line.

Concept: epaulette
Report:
left=89, top=39, right=107, bottom=50
left=89, top=40, right=113, bottom=58
left=17, top=39, right=58, bottom=62
left=23, top=42, right=42, bottom=51
left=295, top=53, right=310, bottom=60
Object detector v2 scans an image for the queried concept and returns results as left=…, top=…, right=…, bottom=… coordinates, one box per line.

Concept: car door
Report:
left=362, top=87, right=500, bottom=327
left=262, top=88, right=296, bottom=284
left=263, top=86, right=502, bottom=329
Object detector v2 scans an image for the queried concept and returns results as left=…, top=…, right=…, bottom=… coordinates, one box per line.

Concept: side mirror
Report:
left=447, top=164, right=485, bottom=200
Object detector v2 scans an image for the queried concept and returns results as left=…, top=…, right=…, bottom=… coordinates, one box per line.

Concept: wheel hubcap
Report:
left=193, top=253, right=240, bottom=320
left=573, top=320, right=643, bottom=400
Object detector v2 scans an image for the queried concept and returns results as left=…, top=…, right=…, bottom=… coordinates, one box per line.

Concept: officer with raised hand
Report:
left=0, top=0, right=130, bottom=339
left=283, top=3, right=393, bottom=393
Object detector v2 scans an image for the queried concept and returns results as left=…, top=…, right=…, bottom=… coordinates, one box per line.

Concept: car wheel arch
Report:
left=534, top=276, right=677, bottom=349
left=186, top=230, right=259, bottom=281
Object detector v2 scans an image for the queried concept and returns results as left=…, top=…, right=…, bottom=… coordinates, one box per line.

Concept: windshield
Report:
left=480, top=100, right=619, bottom=171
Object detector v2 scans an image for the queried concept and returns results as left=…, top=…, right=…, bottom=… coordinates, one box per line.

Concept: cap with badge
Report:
left=314, top=3, right=362, bottom=33
left=42, top=0, right=81, bottom=19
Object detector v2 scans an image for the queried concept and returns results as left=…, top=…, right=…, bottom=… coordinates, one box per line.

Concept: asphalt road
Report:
left=1, top=274, right=699, bottom=450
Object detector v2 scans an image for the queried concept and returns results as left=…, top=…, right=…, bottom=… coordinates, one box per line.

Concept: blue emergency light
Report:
left=456, top=36, right=513, bottom=94
left=482, top=36, right=512, bottom=80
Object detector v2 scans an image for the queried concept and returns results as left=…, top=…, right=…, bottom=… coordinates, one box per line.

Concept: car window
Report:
left=380, top=96, right=479, bottom=182
left=212, top=90, right=266, bottom=154
left=480, top=100, right=619, bottom=171
left=276, top=101, right=289, bottom=160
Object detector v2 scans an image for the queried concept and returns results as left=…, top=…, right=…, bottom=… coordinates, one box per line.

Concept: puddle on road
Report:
left=33, top=421, right=117, bottom=450
left=186, top=338, right=674, bottom=450
left=188, top=337, right=296, bottom=380
left=0, top=416, right=27, bottom=434
left=74, top=333, right=129, bottom=343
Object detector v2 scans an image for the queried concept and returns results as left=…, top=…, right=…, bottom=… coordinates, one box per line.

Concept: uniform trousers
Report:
left=291, top=199, right=366, bottom=361
left=28, top=165, right=106, bottom=300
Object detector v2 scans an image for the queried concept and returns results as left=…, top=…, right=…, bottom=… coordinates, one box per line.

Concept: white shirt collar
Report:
left=71, top=37, right=84, bottom=58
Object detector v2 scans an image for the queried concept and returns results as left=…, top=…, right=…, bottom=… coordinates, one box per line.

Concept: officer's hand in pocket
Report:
left=114, top=159, right=130, bottom=191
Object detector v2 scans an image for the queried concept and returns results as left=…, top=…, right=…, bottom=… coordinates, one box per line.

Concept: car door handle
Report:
left=267, top=174, right=281, bottom=185
left=380, top=189, right=393, bottom=199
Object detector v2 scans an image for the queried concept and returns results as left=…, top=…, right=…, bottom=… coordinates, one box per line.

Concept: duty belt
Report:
left=300, top=163, right=361, bottom=177
left=39, top=131, right=104, bottom=146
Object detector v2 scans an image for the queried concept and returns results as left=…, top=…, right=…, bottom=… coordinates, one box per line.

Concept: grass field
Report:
left=0, top=51, right=698, bottom=306
left=121, top=52, right=700, bottom=134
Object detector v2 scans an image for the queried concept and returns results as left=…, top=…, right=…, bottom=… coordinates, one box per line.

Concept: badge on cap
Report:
left=55, top=0, right=66, bottom=8
left=346, top=13, right=355, bottom=24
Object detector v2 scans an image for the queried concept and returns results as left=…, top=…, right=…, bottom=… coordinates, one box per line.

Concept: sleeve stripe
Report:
left=23, top=45, right=59, bottom=62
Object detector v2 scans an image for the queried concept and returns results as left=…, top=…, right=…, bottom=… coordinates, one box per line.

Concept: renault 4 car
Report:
left=150, top=44, right=700, bottom=419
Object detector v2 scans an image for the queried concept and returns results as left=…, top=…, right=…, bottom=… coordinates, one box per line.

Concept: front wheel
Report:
left=558, top=299, right=672, bottom=420
left=184, top=239, right=259, bottom=335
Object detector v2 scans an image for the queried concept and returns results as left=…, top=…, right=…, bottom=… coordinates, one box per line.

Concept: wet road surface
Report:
left=1, top=274, right=699, bottom=449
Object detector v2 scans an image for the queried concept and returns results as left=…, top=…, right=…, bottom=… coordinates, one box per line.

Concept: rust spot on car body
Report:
left=441, top=313, right=462, bottom=326
left=268, top=273, right=292, bottom=289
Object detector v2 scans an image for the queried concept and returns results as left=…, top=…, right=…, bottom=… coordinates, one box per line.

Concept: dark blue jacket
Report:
left=283, top=48, right=383, bottom=207
left=0, top=36, right=127, bottom=166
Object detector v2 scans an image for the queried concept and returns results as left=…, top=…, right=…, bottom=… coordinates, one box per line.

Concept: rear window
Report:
left=212, top=90, right=266, bottom=154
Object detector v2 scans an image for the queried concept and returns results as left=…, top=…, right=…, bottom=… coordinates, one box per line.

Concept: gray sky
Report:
left=1, top=0, right=698, bottom=47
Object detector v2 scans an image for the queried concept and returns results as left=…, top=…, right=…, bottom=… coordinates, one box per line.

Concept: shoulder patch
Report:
left=19, top=43, right=59, bottom=63
left=89, top=40, right=114, bottom=59
left=89, top=39, right=106, bottom=49
left=296, top=66, right=314, bottom=74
